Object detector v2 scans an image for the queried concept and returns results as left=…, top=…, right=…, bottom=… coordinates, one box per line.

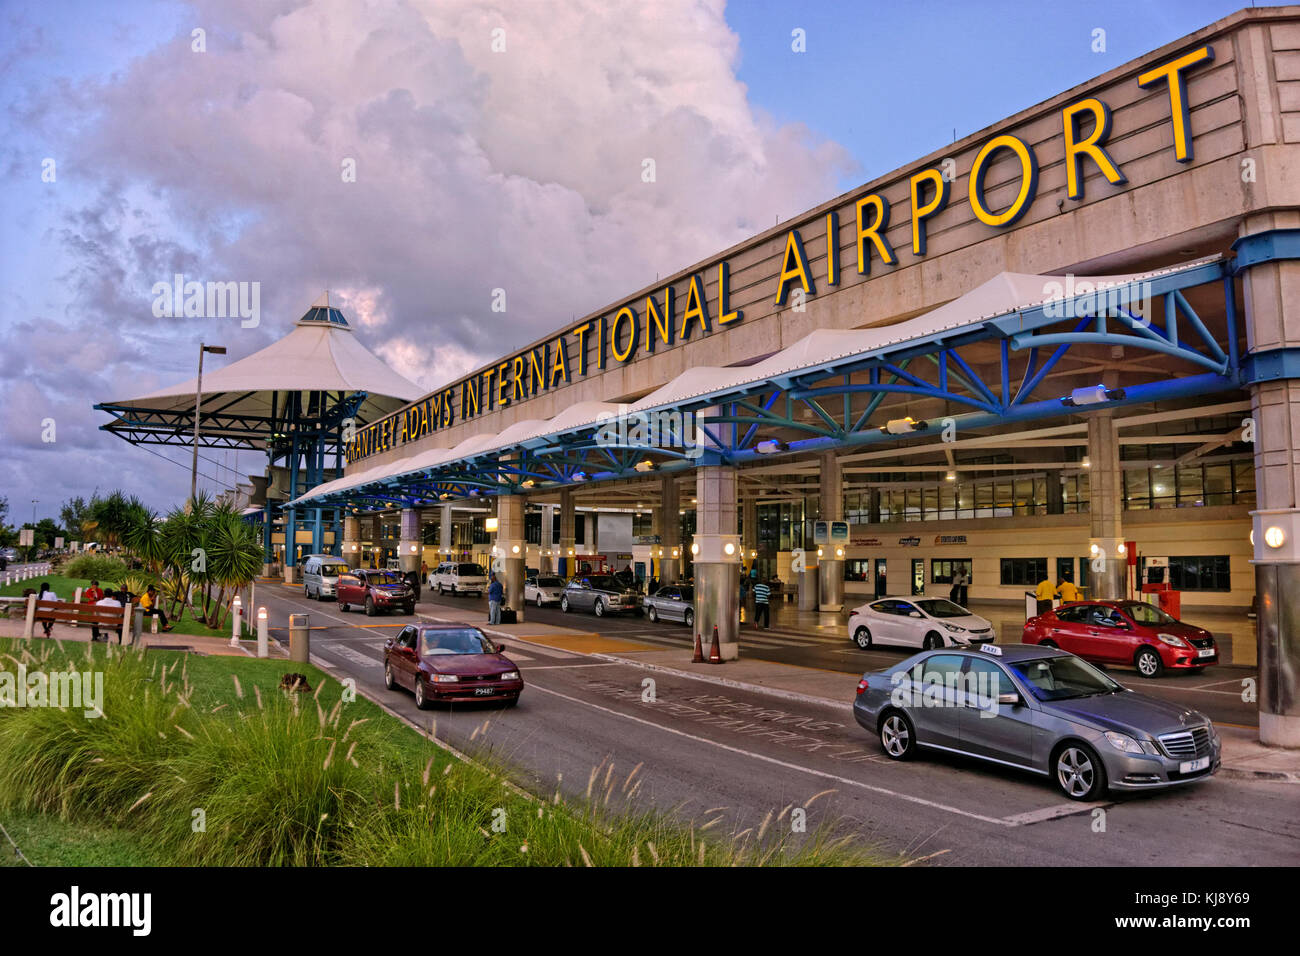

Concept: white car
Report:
left=848, top=597, right=995, bottom=651
left=524, top=575, right=566, bottom=607
left=429, top=562, right=489, bottom=597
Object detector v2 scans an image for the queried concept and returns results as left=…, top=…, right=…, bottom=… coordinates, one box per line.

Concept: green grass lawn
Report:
left=0, top=811, right=155, bottom=866
left=0, top=575, right=229, bottom=639
left=0, top=638, right=893, bottom=866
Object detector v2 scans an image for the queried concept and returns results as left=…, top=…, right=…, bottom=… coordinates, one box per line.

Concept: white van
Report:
left=430, top=561, right=489, bottom=597
left=303, top=553, right=350, bottom=600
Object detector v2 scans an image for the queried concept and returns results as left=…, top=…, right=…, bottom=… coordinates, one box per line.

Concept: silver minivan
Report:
left=303, top=553, right=350, bottom=600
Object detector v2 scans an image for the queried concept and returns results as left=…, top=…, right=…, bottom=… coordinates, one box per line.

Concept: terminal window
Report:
left=1000, top=557, right=1048, bottom=586
left=931, top=558, right=972, bottom=584
left=1167, top=555, right=1231, bottom=591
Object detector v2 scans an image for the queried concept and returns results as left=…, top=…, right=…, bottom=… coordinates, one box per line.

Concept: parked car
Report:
left=561, top=574, right=640, bottom=616
left=337, top=569, right=415, bottom=616
left=383, top=624, right=522, bottom=708
left=1, top=547, right=21, bottom=564
left=854, top=643, right=1220, bottom=800
left=642, top=584, right=695, bottom=628
left=302, top=553, right=349, bottom=600
left=429, top=562, right=489, bottom=597
left=524, top=575, right=566, bottom=607
left=848, top=597, right=995, bottom=650
left=1023, top=599, right=1218, bottom=678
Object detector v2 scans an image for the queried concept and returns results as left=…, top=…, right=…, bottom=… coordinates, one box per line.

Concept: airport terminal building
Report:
left=291, top=7, right=1300, bottom=745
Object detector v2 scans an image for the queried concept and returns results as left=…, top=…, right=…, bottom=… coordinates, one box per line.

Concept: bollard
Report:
left=257, top=607, right=269, bottom=658
left=131, top=606, right=143, bottom=645
left=289, top=612, right=309, bottom=663
left=72, top=587, right=82, bottom=628
left=23, top=594, right=36, bottom=639
left=229, top=595, right=243, bottom=648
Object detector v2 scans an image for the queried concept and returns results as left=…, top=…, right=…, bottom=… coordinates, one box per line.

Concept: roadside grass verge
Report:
left=0, top=810, right=154, bottom=867
left=0, top=638, right=892, bottom=866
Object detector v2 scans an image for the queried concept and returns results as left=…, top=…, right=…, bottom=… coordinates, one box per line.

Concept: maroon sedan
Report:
left=383, top=624, right=523, bottom=708
left=1023, top=599, right=1218, bottom=678
left=338, top=569, right=415, bottom=616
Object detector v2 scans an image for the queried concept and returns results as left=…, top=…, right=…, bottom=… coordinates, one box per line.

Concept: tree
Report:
left=0, top=496, right=13, bottom=548
left=59, top=496, right=94, bottom=544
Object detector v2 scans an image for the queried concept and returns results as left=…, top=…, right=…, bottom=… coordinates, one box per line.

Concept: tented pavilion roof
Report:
left=96, top=295, right=424, bottom=449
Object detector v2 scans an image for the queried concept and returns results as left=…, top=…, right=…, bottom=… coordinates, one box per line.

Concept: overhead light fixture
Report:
left=469, top=489, right=482, bottom=498
left=484, top=517, right=499, bottom=532
left=571, top=471, right=588, bottom=483
left=1061, top=385, right=1126, bottom=407
left=882, top=417, right=926, bottom=435
left=521, top=479, right=535, bottom=489
left=1081, top=456, right=1091, bottom=469
left=945, top=471, right=956, bottom=481
left=755, top=440, right=788, bottom=455
left=634, top=459, right=657, bottom=472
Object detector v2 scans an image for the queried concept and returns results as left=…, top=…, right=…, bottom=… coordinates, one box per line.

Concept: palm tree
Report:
left=203, top=506, right=264, bottom=627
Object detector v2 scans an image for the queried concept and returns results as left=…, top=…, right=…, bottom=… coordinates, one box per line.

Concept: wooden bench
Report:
left=24, top=598, right=134, bottom=644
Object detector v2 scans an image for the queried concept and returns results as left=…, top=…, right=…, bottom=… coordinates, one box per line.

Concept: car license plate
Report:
left=474, top=687, right=494, bottom=696
left=1197, top=648, right=1215, bottom=658
left=1179, top=756, right=1210, bottom=773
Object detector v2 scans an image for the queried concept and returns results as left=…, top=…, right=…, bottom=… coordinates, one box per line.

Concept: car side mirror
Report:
left=909, top=611, right=922, bottom=618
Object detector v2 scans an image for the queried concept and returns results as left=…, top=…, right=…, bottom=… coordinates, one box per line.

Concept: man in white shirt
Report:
left=92, top=590, right=123, bottom=643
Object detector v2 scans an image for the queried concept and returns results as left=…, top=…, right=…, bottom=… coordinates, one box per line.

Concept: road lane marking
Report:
left=321, top=644, right=381, bottom=668
left=522, top=661, right=623, bottom=670
left=1001, top=802, right=1111, bottom=826
left=528, top=683, right=1015, bottom=826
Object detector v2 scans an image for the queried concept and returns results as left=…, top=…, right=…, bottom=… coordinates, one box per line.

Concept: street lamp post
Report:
left=192, top=343, right=227, bottom=501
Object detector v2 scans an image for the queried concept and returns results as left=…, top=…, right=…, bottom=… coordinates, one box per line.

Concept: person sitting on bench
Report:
left=36, top=582, right=59, bottom=637
left=139, top=585, right=173, bottom=632
left=92, top=589, right=123, bottom=643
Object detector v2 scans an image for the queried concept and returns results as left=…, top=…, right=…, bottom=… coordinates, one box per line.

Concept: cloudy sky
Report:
left=0, top=0, right=1244, bottom=525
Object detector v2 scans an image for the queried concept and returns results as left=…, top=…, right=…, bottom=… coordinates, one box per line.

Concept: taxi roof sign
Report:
left=979, top=643, right=1003, bottom=656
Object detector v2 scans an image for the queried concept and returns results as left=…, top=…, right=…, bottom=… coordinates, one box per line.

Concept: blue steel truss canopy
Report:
left=94, top=296, right=424, bottom=450
left=292, top=254, right=1250, bottom=509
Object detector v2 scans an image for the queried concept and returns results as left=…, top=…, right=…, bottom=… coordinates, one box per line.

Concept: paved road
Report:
left=253, top=584, right=1298, bottom=866
left=419, top=591, right=1260, bottom=728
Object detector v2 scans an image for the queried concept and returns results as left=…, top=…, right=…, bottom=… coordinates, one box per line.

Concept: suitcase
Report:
left=498, top=607, right=517, bottom=624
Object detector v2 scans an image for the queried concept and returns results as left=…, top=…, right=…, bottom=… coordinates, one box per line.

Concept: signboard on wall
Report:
left=934, top=535, right=967, bottom=545
left=898, top=536, right=921, bottom=547
left=19, top=529, right=33, bottom=546
left=830, top=521, right=849, bottom=542
left=813, top=521, right=829, bottom=544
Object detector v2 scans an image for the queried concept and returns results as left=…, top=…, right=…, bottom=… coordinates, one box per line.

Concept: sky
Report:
left=0, top=0, right=1252, bottom=526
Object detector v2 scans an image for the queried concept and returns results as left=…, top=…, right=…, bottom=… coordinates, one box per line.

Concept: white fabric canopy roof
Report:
left=292, top=258, right=1214, bottom=505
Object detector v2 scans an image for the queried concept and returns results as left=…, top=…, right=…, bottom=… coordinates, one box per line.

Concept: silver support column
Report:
left=1242, top=218, right=1300, bottom=747
left=398, top=508, right=421, bottom=575
left=342, top=514, right=361, bottom=569
left=559, top=489, right=575, bottom=577
left=1086, top=411, right=1126, bottom=600
left=496, top=493, right=526, bottom=622
left=659, top=475, right=681, bottom=584
left=540, top=503, right=555, bottom=573
left=818, top=452, right=845, bottom=611
left=693, top=466, right=740, bottom=659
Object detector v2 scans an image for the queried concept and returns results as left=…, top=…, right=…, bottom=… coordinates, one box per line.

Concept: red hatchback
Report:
left=1023, top=599, right=1218, bottom=678
left=383, top=624, right=523, bottom=708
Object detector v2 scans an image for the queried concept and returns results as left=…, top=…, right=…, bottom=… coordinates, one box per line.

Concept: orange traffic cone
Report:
left=692, top=632, right=705, bottom=663
left=708, top=625, right=722, bottom=664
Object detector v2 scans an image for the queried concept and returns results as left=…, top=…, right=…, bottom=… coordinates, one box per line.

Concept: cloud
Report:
left=1, top=0, right=853, bottom=514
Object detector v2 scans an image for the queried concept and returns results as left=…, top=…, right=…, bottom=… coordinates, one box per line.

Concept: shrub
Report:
left=63, top=554, right=129, bottom=583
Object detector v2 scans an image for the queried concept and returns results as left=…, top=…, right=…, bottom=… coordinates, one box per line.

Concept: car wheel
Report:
left=647, top=606, right=658, bottom=623
left=438, top=583, right=445, bottom=595
left=414, top=676, right=429, bottom=710
left=365, top=597, right=376, bottom=617
left=383, top=661, right=395, bottom=690
left=594, top=598, right=605, bottom=617
left=339, top=601, right=349, bottom=612
left=1135, top=646, right=1164, bottom=679
left=1054, top=743, right=1106, bottom=800
left=451, top=585, right=458, bottom=597
left=561, top=595, right=570, bottom=613
left=853, top=626, right=872, bottom=649
left=536, top=594, right=544, bottom=607
left=684, top=608, right=694, bottom=629
left=505, top=697, right=519, bottom=708
left=923, top=632, right=943, bottom=650
left=404, top=604, right=414, bottom=615
left=879, top=711, right=917, bottom=760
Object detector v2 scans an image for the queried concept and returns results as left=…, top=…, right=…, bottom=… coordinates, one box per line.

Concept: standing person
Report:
left=1057, top=574, right=1081, bottom=604
left=35, top=581, right=60, bottom=637
left=647, top=575, right=658, bottom=596
left=752, top=576, right=772, bottom=628
left=420, top=560, right=429, bottom=581
left=92, top=589, right=123, bottom=643
left=487, top=572, right=504, bottom=626
left=1034, top=575, right=1057, bottom=617
left=950, top=566, right=969, bottom=607
left=139, top=585, right=174, bottom=632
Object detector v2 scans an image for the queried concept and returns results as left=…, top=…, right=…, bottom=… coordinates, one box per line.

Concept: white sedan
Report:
left=848, top=597, right=995, bottom=651
left=524, top=575, right=567, bottom=607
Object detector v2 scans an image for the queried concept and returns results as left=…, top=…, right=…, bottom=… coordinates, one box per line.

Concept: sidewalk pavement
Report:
left=0, top=615, right=282, bottom=658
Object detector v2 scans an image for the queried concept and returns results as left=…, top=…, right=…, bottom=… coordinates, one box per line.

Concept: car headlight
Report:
left=1104, top=731, right=1144, bottom=754
left=942, top=623, right=968, bottom=632
left=1156, top=632, right=1189, bottom=648
left=431, top=674, right=459, bottom=683
left=499, top=671, right=520, bottom=681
